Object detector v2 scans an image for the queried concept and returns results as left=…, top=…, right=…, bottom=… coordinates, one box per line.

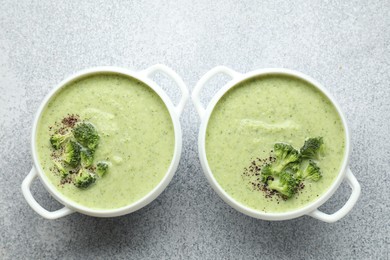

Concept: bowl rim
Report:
left=197, top=68, right=351, bottom=221
left=31, top=66, right=182, bottom=217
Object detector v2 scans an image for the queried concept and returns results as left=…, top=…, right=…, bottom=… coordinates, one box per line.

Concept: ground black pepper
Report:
left=61, top=114, right=79, bottom=128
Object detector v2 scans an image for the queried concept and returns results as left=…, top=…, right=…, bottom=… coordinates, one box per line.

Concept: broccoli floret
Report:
left=73, top=122, right=100, bottom=151
left=96, top=161, right=109, bottom=177
left=266, top=172, right=298, bottom=198
left=74, top=168, right=96, bottom=188
left=261, top=164, right=274, bottom=183
left=50, top=132, right=72, bottom=149
left=53, top=161, right=68, bottom=178
left=260, top=143, right=300, bottom=198
left=63, top=141, right=81, bottom=167
left=296, top=161, right=322, bottom=181
left=300, top=137, right=324, bottom=159
left=263, top=143, right=300, bottom=174
left=273, top=143, right=301, bottom=171
left=80, top=148, right=94, bottom=167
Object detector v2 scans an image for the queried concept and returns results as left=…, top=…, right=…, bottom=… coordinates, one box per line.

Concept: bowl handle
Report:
left=140, top=64, right=189, bottom=117
left=21, top=167, right=74, bottom=219
left=307, top=168, right=361, bottom=223
left=192, top=66, right=241, bottom=119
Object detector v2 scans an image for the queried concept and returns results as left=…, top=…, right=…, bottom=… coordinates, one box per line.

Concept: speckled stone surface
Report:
left=0, top=1, right=389, bottom=259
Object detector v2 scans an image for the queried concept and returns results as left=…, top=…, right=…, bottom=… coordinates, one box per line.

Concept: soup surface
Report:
left=206, top=75, right=345, bottom=213
left=36, top=73, right=175, bottom=209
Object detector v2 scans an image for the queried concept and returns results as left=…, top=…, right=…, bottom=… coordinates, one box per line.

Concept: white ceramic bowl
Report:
left=192, top=66, right=361, bottom=223
left=22, top=64, right=188, bottom=219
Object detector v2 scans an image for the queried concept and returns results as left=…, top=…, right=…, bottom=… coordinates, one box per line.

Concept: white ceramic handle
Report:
left=192, top=66, right=241, bottom=119
left=141, top=64, right=189, bottom=117
left=307, top=168, right=361, bottom=223
left=21, top=167, right=74, bottom=219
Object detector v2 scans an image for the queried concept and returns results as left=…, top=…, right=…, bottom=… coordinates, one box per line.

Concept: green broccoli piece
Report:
left=296, top=161, right=322, bottom=181
left=300, top=137, right=324, bottom=159
left=63, top=140, right=81, bottom=167
left=50, top=132, right=72, bottom=149
left=53, top=161, right=68, bottom=178
left=73, top=122, right=100, bottom=151
left=260, top=143, right=300, bottom=198
left=74, top=168, right=96, bottom=188
left=260, top=164, right=274, bottom=183
left=262, top=143, right=300, bottom=174
left=80, top=148, right=94, bottom=167
left=96, top=161, right=109, bottom=177
left=273, top=143, right=301, bottom=171
left=266, top=172, right=299, bottom=198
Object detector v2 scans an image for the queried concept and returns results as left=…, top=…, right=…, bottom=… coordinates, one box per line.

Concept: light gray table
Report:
left=1, top=1, right=389, bottom=259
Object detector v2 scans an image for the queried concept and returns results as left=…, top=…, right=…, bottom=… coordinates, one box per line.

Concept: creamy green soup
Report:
left=36, top=73, right=175, bottom=210
left=206, top=75, right=345, bottom=213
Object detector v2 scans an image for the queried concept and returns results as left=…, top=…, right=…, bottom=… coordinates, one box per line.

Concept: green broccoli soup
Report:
left=36, top=73, right=175, bottom=210
left=205, top=75, right=345, bottom=213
